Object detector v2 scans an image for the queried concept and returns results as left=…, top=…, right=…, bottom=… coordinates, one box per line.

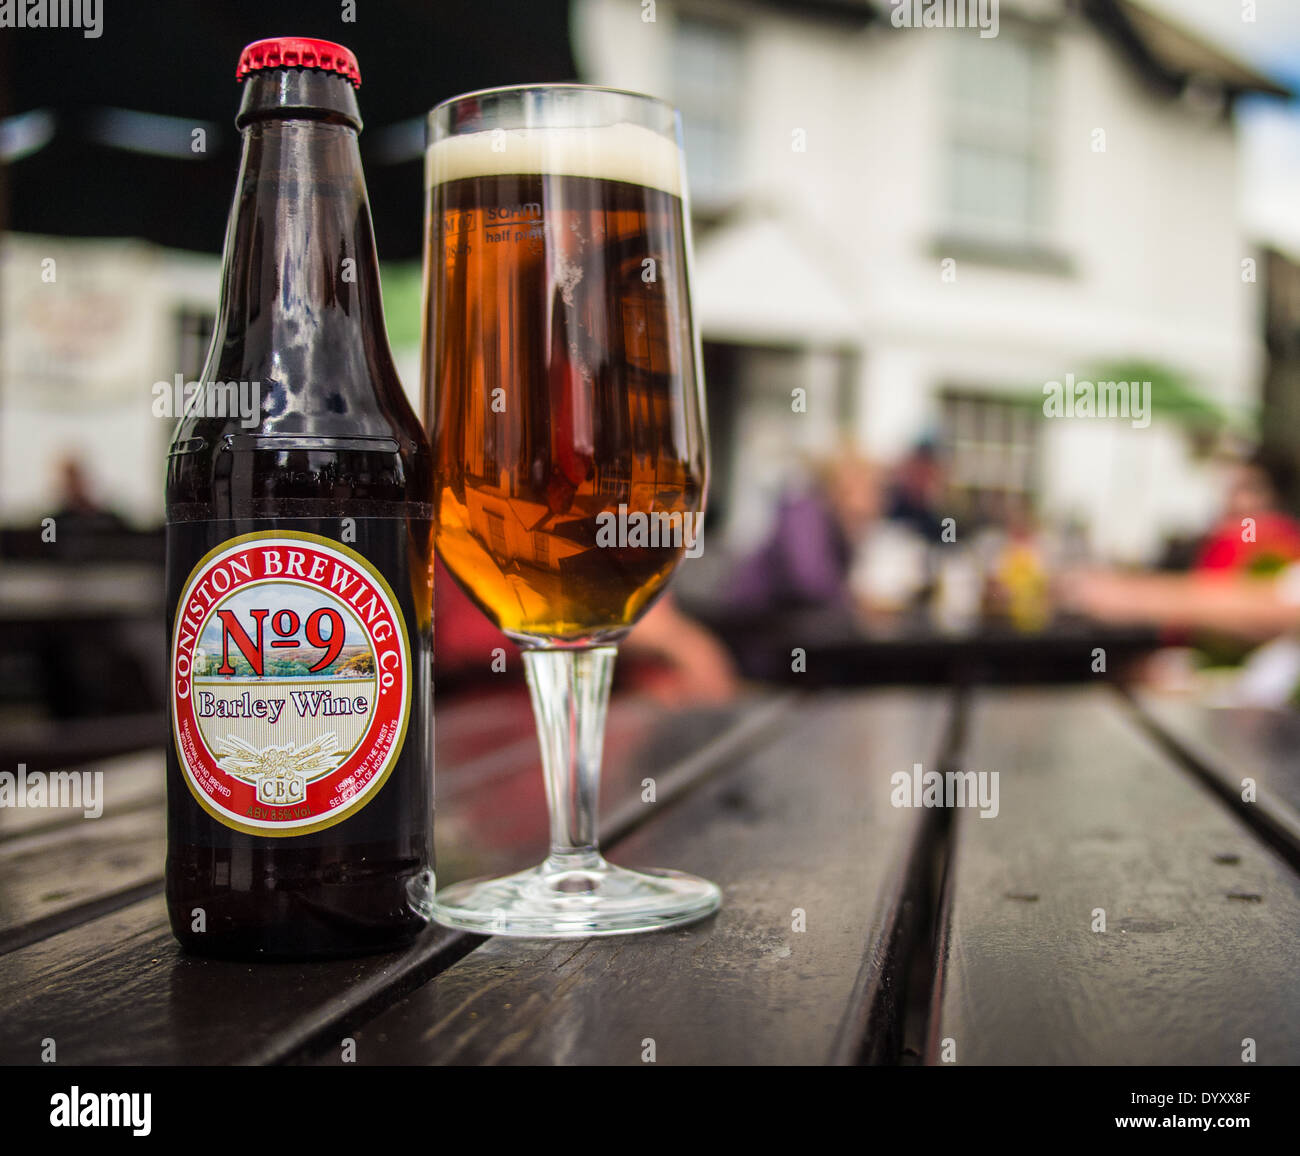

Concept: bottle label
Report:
left=170, top=530, right=412, bottom=836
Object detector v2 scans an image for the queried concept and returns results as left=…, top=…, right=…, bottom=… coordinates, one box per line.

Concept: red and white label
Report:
left=170, top=531, right=411, bottom=836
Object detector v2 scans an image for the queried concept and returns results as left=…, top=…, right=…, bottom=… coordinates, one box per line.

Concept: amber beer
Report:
left=164, top=39, right=434, bottom=959
left=425, top=125, right=707, bottom=641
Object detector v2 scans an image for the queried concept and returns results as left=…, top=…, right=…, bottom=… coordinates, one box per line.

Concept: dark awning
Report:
left=0, top=0, right=577, bottom=258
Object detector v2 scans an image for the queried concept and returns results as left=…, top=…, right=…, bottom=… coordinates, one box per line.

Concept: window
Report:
left=940, top=390, right=1038, bottom=506
left=944, top=27, right=1054, bottom=248
left=672, top=16, right=743, bottom=210
left=485, top=509, right=508, bottom=558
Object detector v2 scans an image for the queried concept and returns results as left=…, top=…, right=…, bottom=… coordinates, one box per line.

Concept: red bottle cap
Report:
left=236, top=37, right=361, bottom=88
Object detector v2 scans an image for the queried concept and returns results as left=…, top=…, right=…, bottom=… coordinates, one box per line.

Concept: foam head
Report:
left=426, top=122, right=683, bottom=197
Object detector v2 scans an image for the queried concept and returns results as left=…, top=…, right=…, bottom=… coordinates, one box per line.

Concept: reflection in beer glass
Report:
left=420, top=85, right=718, bottom=936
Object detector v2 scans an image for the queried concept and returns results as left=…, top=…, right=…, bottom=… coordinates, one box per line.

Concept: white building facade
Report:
left=573, top=0, right=1285, bottom=561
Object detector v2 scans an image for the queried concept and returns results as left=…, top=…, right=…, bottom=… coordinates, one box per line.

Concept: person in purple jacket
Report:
left=729, top=453, right=880, bottom=614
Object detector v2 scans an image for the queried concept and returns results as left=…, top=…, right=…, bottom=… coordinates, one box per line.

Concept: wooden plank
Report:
left=1130, top=693, right=1300, bottom=867
left=0, top=693, right=792, bottom=1065
left=433, top=693, right=766, bottom=887
left=318, top=690, right=953, bottom=1066
left=0, top=896, right=471, bottom=1067
left=928, top=687, right=1300, bottom=1065
left=0, top=750, right=164, bottom=841
left=0, top=751, right=167, bottom=956
left=0, top=691, right=658, bottom=953
left=0, top=809, right=164, bottom=955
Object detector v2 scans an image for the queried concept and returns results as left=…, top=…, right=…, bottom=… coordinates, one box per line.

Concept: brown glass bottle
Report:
left=164, top=40, right=433, bottom=959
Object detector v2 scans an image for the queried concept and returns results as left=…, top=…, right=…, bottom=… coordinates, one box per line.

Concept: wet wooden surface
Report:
left=1131, top=693, right=1300, bottom=867
left=928, top=688, right=1300, bottom=1065
left=322, top=692, right=953, bottom=1066
left=0, top=690, right=796, bottom=1065
left=2, top=684, right=1298, bottom=1065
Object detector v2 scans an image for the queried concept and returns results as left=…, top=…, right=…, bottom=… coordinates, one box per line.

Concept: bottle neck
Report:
left=211, top=75, right=395, bottom=425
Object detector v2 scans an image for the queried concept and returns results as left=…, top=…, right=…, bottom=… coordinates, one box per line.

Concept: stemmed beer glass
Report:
left=420, top=85, right=719, bottom=936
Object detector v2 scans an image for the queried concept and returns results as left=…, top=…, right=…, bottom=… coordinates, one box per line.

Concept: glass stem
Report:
left=523, top=646, right=617, bottom=875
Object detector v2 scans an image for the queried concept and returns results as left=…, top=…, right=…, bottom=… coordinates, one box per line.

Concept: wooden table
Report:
left=704, top=605, right=1161, bottom=687
left=0, top=562, right=165, bottom=771
left=1, top=684, right=1297, bottom=1066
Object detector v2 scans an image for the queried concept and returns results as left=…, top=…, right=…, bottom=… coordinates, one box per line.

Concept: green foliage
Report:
left=1004, top=359, right=1247, bottom=433
left=379, top=261, right=422, bottom=352
left=267, top=658, right=310, bottom=677
left=1090, top=359, right=1236, bottom=431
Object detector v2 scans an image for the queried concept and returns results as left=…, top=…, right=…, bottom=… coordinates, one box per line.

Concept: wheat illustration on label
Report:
left=214, top=733, right=343, bottom=806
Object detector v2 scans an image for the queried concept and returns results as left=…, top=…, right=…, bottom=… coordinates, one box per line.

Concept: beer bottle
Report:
left=164, top=38, right=434, bottom=959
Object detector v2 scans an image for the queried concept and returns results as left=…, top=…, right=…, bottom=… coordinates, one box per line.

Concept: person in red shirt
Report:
left=1195, top=449, right=1300, bottom=577
left=1058, top=447, right=1300, bottom=698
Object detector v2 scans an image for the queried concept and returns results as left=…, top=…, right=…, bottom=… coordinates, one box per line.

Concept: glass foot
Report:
left=424, top=855, right=721, bottom=938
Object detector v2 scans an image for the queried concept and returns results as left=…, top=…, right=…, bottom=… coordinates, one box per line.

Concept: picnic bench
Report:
left=1, top=683, right=1298, bottom=1066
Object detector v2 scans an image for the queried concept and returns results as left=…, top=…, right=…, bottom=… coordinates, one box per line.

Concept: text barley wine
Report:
left=165, top=39, right=434, bottom=959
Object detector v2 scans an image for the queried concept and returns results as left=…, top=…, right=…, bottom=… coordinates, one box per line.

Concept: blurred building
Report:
left=0, top=0, right=576, bottom=530
left=2, top=0, right=1292, bottom=562
left=0, top=3, right=577, bottom=753
left=1260, top=244, right=1300, bottom=512
left=0, top=236, right=427, bottom=527
left=573, top=0, right=1292, bottom=562
left=0, top=235, right=218, bottom=525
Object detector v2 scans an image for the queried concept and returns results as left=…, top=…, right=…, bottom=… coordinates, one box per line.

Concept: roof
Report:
left=857, top=0, right=1290, bottom=100
left=692, top=211, right=861, bottom=346
left=1090, top=0, right=1292, bottom=99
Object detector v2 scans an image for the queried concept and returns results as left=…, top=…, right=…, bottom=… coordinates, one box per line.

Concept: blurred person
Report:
left=1060, top=566, right=1300, bottom=641
left=614, top=592, right=742, bottom=706
left=727, top=449, right=881, bottom=614
left=1060, top=449, right=1300, bottom=705
left=1193, top=447, right=1300, bottom=577
left=856, top=441, right=950, bottom=619
left=885, top=439, right=946, bottom=539
left=50, top=453, right=128, bottom=535
left=434, top=556, right=739, bottom=705
left=984, top=493, right=1051, bottom=633
left=1060, top=564, right=1300, bottom=706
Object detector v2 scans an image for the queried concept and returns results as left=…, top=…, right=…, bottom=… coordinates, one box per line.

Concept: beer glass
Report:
left=421, top=85, right=719, bottom=936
